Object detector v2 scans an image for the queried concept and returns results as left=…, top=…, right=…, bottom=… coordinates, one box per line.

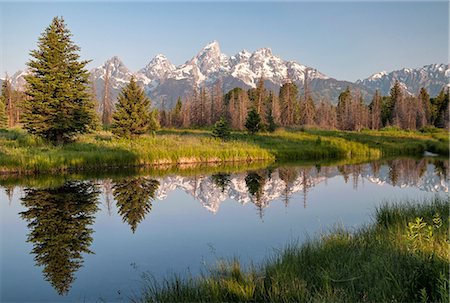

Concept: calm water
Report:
left=1, top=158, right=448, bottom=302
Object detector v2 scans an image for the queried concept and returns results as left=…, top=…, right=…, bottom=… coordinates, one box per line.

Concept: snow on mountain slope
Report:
left=7, top=41, right=448, bottom=108
left=357, top=63, right=450, bottom=96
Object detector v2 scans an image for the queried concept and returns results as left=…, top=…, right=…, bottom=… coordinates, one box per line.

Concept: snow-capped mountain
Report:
left=357, top=64, right=450, bottom=96
left=7, top=41, right=449, bottom=108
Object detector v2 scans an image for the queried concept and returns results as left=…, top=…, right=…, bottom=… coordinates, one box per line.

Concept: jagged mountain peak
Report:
left=253, top=47, right=273, bottom=57
left=357, top=63, right=449, bottom=96
left=139, top=54, right=175, bottom=81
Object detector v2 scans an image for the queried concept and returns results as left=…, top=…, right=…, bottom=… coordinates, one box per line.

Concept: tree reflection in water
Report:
left=20, top=181, right=99, bottom=295
left=113, top=177, right=160, bottom=233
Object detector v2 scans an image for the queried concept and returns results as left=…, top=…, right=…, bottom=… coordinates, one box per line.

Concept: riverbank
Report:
left=136, top=196, right=449, bottom=303
left=0, top=127, right=448, bottom=175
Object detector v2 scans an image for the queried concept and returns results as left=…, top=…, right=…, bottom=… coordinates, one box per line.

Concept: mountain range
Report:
left=8, top=41, right=450, bottom=108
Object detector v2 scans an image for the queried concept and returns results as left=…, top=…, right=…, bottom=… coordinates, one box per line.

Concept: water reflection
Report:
left=2, top=158, right=448, bottom=297
left=112, top=177, right=160, bottom=233
left=19, top=181, right=99, bottom=295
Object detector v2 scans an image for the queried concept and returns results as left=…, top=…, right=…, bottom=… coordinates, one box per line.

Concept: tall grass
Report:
left=0, top=127, right=447, bottom=174
left=136, top=196, right=449, bottom=303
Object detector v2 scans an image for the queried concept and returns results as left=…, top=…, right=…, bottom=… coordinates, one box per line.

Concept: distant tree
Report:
left=337, top=87, right=352, bottom=130
left=112, top=77, right=153, bottom=137
left=101, top=65, right=113, bottom=126
left=390, top=80, right=404, bottom=126
left=1, top=78, right=13, bottom=127
left=248, top=76, right=268, bottom=124
left=417, top=87, right=431, bottom=128
left=245, top=108, right=262, bottom=134
left=431, top=88, right=449, bottom=128
left=0, top=93, right=7, bottom=128
left=370, top=90, right=382, bottom=130
left=171, top=97, right=183, bottom=127
left=212, top=117, right=231, bottom=140
left=210, top=81, right=224, bottom=124
left=20, top=181, right=99, bottom=295
left=23, top=17, right=96, bottom=144
left=315, top=100, right=337, bottom=129
left=224, top=87, right=249, bottom=130
left=299, top=94, right=316, bottom=126
left=113, top=177, right=159, bottom=233
left=279, top=82, right=298, bottom=126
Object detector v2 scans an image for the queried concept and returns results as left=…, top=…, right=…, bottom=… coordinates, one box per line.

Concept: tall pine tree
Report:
left=112, top=77, right=154, bottom=137
left=23, top=17, right=96, bottom=144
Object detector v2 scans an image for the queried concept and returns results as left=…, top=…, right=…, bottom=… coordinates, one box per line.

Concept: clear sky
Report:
left=0, top=1, right=448, bottom=81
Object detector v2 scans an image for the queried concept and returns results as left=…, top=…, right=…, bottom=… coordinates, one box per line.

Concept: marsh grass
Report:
left=136, top=196, right=449, bottom=303
left=0, top=127, right=447, bottom=174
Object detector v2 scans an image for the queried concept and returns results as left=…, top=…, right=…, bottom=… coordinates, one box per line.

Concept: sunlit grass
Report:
left=136, top=196, right=449, bottom=303
left=0, top=127, right=447, bottom=174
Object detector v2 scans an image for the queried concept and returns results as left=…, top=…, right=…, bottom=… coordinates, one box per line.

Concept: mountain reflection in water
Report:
left=0, top=157, right=448, bottom=299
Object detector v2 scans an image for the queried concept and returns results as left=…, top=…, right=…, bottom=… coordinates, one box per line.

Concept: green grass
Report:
left=136, top=196, right=449, bottom=303
left=0, top=127, right=447, bottom=174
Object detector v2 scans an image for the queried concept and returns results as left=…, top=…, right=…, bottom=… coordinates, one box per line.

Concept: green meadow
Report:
left=0, top=127, right=448, bottom=174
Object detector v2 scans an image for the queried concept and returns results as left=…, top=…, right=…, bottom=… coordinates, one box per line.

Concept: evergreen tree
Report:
left=0, top=89, right=7, bottom=128
left=20, top=181, right=99, bottom=295
left=113, top=177, right=160, bottom=233
left=212, top=117, right=231, bottom=140
left=245, top=108, right=262, bottom=134
left=112, top=77, right=153, bottom=137
left=1, top=78, right=13, bottom=127
left=417, top=87, right=431, bottom=128
left=23, top=17, right=96, bottom=144
left=171, top=97, right=183, bottom=127
left=337, top=87, right=352, bottom=130
left=389, top=80, right=403, bottom=126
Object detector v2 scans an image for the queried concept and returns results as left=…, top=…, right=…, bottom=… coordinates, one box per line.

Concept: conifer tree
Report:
left=245, top=108, right=262, bottom=134
left=389, top=80, right=403, bottom=126
left=417, top=87, right=431, bottom=128
left=0, top=94, right=7, bottom=128
left=23, top=17, right=96, bottom=144
left=171, top=97, right=183, bottom=127
left=337, top=87, right=352, bottom=130
left=212, top=117, right=231, bottom=140
left=1, top=78, right=13, bottom=127
left=112, top=77, right=153, bottom=137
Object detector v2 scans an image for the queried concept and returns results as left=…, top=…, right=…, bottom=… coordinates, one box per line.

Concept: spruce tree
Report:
left=0, top=91, right=7, bottom=128
left=245, top=108, right=262, bottom=134
left=111, top=77, right=152, bottom=137
left=212, top=117, right=231, bottom=140
left=23, top=17, right=96, bottom=144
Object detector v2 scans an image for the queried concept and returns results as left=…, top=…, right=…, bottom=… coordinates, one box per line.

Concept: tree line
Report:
left=1, top=16, right=448, bottom=144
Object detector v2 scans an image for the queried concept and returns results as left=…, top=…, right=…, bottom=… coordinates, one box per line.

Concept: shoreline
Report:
left=1, top=128, right=448, bottom=176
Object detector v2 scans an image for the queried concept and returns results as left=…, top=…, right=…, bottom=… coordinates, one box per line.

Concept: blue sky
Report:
left=0, top=1, right=448, bottom=81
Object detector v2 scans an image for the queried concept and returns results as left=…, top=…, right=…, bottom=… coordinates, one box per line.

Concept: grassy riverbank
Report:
left=137, top=196, right=449, bottom=303
left=0, top=127, right=448, bottom=174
